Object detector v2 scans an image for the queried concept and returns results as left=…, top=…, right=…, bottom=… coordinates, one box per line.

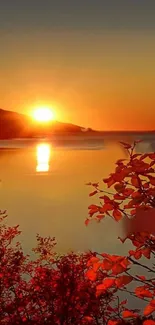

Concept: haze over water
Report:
left=0, top=136, right=155, bottom=257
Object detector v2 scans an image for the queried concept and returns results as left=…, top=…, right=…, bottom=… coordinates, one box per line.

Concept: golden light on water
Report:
left=36, top=143, right=51, bottom=172
left=33, top=107, right=55, bottom=122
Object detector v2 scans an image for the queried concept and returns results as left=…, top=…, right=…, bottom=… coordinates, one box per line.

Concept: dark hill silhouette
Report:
left=0, top=109, right=94, bottom=139
left=1, top=109, right=154, bottom=140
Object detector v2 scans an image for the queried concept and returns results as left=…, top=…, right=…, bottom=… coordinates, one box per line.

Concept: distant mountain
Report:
left=0, top=109, right=95, bottom=139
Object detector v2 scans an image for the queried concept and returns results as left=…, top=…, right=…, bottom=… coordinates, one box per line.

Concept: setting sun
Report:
left=33, top=108, right=54, bottom=122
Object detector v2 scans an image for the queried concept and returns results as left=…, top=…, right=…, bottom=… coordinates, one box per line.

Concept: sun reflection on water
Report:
left=36, top=143, right=51, bottom=173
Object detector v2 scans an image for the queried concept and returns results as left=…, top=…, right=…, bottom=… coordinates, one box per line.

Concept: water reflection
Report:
left=36, top=143, right=51, bottom=172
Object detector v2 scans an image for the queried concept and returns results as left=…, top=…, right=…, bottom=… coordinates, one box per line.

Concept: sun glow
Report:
left=33, top=107, right=54, bottom=122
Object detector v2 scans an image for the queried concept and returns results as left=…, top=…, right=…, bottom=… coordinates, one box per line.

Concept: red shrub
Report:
left=86, top=141, right=155, bottom=322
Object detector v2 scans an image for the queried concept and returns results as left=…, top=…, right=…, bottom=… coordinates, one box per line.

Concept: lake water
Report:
left=0, top=136, right=155, bottom=257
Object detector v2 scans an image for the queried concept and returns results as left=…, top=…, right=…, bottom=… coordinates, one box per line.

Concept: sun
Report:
left=33, top=107, right=54, bottom=122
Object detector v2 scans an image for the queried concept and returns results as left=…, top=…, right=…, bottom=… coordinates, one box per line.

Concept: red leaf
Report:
left=131, top=176, right=139, bottom=188
left=136, top=275, right=146, bottom=281
left=120, top=299, right=127, bottom=305
left=113, top=172, right=126, bottom=182
left=99, top=195, right=111, bottom=203
left=115, top=275, right=133, bottom=288
left=120, top=142, right=132, bottom=149
left=100, top=203, right=113, bottom=213
left=114, top=183, right=125, bottom=193
left=150, top=161, right=155, bottom=167
left=89, top=208, right=98, bottom=216
left=87, top=257, right=99, bottom=266
left=129, top=249, right=142, bottom=260
left=122, top=310, right=138, bottom=318
left=89, top=190, right=98, bottom=197
left=103, top=177, right=115, bottom=187
left=123, top=188, right=134, bottom=196
left=108, top=320, right=120, bottom=325
left=149, top=176, right=155, bottom=186
left=113, top=209, right=122, bottom=221
left=86, top=269, right=97, bottom=281
left=130, top=209, right=136, bottom=216
left=96, top=214, right=105, bottom=220
left=132, top=191, right=141, bottom=198
left=102, top=278, right=115, bottom=288
left=107, top=178, right=115, bottom=188
left=96, top=278, right=115, bottom=292
left=120, top=258, right=130, bottom=268
left=144, top=300, right=155, bottom=316
left=85, top=219, right=90, bottom=226
left=149, top=153, right=155, bottom=160
left=143, top=320, right=155, bottom=325
left=142, top=247, right=151, bottom=259
left=84, top=316, right=93, bottom=322
left=110, top=255, right=124, bottom=262
left=88, top=204, right=98, bottom=210
left=101, top=259, right=113, bottom=271
left=135, top=286, right=153, bottom=298
left=93, top=261, right=101, bottom=272
left=143, top=182, right=150, bottom=189
left=112, top=264, right=125, bottom=275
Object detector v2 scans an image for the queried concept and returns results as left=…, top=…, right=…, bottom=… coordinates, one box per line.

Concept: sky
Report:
left=0, top=0, right=155, bottom=130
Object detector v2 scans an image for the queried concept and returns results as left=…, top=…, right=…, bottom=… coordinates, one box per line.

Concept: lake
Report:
left=0, top=136, right=155, bottom=257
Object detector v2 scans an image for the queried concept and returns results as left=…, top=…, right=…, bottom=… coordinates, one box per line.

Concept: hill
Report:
left=0, top=109, right=94, bottom=139
left=1, top=109, right=154, bottom=140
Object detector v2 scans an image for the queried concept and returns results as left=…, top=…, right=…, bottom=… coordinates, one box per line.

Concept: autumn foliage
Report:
left=1, top=141, right=155, bottom=324
left=86, top=141, right=155, bottom=323
left=0, top=211, right=120, bottom=324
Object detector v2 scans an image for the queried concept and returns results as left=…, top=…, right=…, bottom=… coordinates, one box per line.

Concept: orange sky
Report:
left=0, top=2, right=155, bottom=130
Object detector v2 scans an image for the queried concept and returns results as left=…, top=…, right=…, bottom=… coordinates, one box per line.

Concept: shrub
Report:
left=0, top=212, right=113, bottom=324
left=86, top=141, right=155, bottom=323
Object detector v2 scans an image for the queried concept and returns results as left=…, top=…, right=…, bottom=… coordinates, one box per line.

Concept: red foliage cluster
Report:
left=0, top=211, right=118, bottom=324
left=86, top=141, right=155, bottom=225
left=85, top=141, right=155, bottom=323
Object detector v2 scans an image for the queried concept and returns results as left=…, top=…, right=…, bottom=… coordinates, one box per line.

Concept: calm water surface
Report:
left=0, top=138, right=154, bottom=257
